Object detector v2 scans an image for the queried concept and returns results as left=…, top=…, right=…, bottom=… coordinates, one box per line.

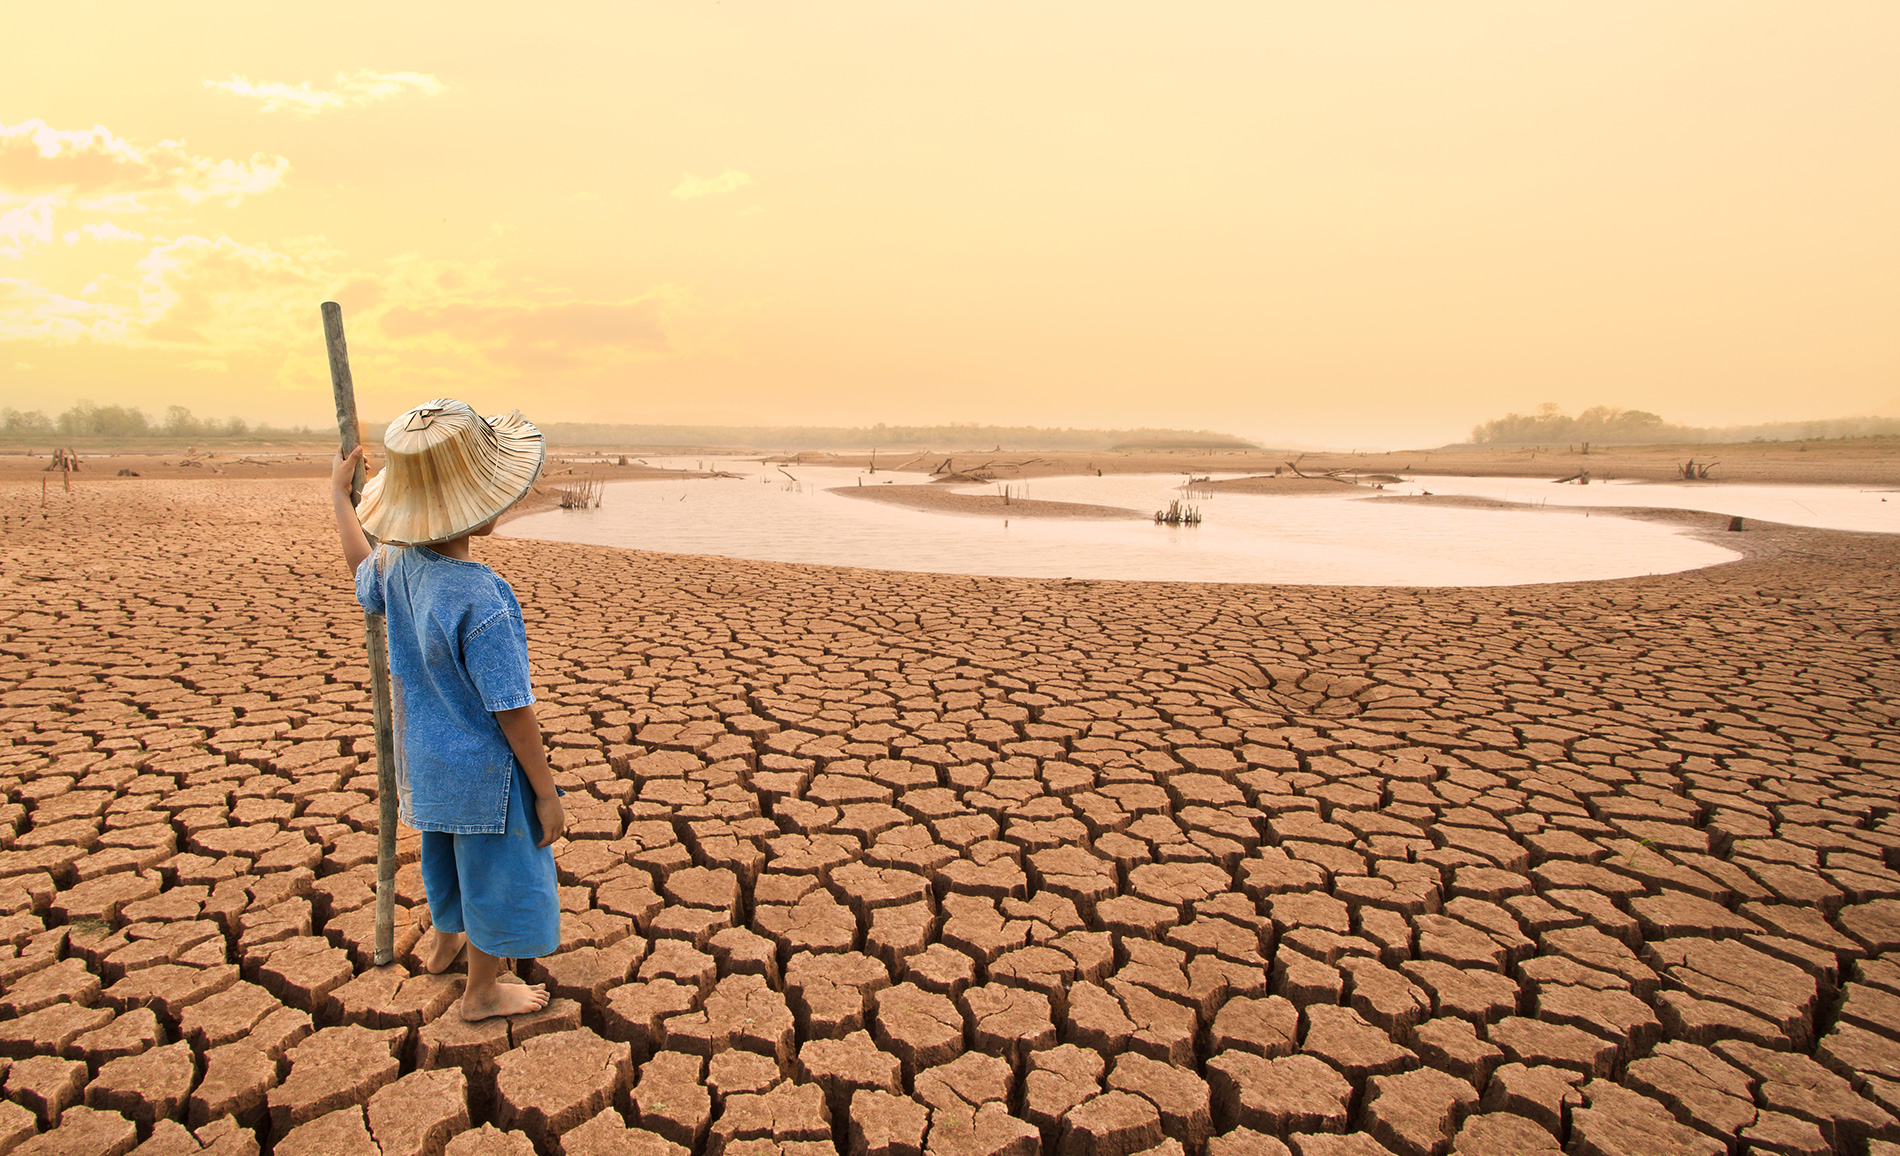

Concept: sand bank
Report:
left=8, top=435, right=1894, bottom=487
left=1186, top=474, right=1372, bottom=495
left=2, top=474, right=1897, bottom=1155
left=0, top=447, right=716, bottom=488
left=829, top=483, right=1143, bottom=519
left=770, top=438, right=1900, bottom=486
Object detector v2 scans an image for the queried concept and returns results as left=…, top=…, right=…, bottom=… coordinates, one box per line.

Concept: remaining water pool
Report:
left=1389, top=475, right=1898, bottom=535
left=502, top=461, right=1753, bottom=586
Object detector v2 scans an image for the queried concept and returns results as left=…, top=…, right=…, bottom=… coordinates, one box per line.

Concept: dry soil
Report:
left=0, top=471, right=1896, bottom=1156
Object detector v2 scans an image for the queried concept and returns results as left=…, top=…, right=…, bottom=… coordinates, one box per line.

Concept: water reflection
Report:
left=1389, top=475, right=1897, bottom=535
left=503, top=462, right=1747, bottom=587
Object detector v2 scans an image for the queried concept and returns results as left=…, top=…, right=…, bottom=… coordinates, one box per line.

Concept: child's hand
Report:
left=332, top=446, right=366, bottom=500
left=534, top=794, right=565, bottom=848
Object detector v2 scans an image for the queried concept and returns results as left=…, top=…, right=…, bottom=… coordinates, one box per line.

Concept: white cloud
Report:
left=206, top=70, right=447, bottom=116
left=0, top=119, right=288, bottom=206
left=63, top=221, right=147, bottom=246
left=131, top=234, right=342, bottom=347
left=671, top=169, right=755, bottom=200
left=0, top=202, right=678, bottom=400
left=0, top=197, right=57, bottom=258
left=0, top=233, right=338, bottom=347
left=0, top=276, right=137, bottom=343
left=72, top=194, right=155, bottom=214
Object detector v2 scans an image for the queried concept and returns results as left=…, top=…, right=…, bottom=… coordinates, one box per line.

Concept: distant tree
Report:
left=55, top=400, right=152, bottom=437
left=1, top=408, right=52, bottom=433
left=55, top=400, right=96, bottom=436
left=164, top=405, right=202, bottom=436
left=1471, top=404, right=1675, bottom=445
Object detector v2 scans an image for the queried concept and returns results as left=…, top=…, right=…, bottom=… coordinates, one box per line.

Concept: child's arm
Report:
left=332, top=447, right=374, bottom=576
left=495, top=705, right=566, bottom=847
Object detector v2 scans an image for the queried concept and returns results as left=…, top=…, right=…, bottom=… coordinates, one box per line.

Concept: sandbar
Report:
left=829, top=483, right=1143, bottom=519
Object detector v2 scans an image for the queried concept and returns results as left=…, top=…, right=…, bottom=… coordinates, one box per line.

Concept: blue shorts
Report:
left=419, top=766, right=561, bottom=959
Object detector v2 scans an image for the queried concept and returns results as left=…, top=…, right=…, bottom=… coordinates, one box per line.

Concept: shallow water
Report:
left=1389, top=475, right=1898, bottom=534
left=503, top=460, right=1746, bottom=587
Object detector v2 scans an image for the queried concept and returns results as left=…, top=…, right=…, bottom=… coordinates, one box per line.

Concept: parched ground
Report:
left=2, top=477, right=1898, bottom=1156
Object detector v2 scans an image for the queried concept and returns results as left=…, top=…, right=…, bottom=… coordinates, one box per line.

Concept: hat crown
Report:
left=385, top=399, right=488, bottom=455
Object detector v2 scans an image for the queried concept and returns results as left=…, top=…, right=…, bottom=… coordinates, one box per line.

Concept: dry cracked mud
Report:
left=1, top=476, right=1898, bottom=1156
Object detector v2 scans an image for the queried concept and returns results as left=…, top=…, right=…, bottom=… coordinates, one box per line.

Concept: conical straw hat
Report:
left=356, top=399, right=546, bottom=545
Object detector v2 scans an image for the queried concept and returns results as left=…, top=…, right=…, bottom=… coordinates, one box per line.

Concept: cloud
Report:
left=0, top=197, right=57, bottom=258
left=671, top=169, right=754, bottom=200
left=0, top=276, right=136, bottom=343
left=62, top=221, right=147, bottom=246
left=206, top=70, right=447, bottom=116
left=0, top=119, right=288, bottom=206
left=132, top=234, right=341, bottom=346
left=380, top=297, right=667, bottom=372
left=0, top=232, right=339, bottom=346
left=2, top=222, right=673, bottom=392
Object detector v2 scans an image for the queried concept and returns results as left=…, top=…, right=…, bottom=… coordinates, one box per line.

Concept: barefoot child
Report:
left=331, top=399, right=565, bottom=1021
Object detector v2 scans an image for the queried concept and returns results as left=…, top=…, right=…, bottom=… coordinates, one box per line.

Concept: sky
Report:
left=3, top=2, right=1897, bottom=449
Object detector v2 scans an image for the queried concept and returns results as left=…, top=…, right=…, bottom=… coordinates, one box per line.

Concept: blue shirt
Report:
left=355, top=545, right=536, bottom=834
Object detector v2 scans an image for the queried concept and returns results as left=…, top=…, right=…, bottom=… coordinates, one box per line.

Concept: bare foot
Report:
left=460, top=980, right=550, bottom=1021
left=424, top=930, right=466, bottom=974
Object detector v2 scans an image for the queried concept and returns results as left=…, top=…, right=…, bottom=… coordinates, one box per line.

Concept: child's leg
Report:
left=462, top=942, right=549, bottom=1020
left=449, top=767, right=562, bottom=1019
left=425, top=928, right=466, bottom=973
left=418, top=830, right=468, bottom=974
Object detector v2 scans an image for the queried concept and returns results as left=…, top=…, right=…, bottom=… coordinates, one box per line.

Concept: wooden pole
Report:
left=323, top=301, right=401, bottom=968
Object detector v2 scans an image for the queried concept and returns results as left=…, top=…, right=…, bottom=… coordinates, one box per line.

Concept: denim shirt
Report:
left=355, top=545, right=535, bottom=834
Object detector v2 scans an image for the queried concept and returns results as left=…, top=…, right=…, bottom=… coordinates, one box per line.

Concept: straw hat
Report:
left=356, top=399, right=546, bottom=545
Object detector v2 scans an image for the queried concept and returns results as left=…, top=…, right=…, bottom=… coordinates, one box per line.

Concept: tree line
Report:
left=539, top=421, right=1258, bottom=452
left=0, top=401, right=314, bottom=440
left=1469, top=403, right=1900, bottom=446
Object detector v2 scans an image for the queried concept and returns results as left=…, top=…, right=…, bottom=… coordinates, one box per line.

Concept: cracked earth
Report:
left=1, top=477, right=1898, bottom=1156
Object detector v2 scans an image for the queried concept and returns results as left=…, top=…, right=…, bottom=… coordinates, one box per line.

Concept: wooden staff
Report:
left=323, top=301, right=401, bottom=967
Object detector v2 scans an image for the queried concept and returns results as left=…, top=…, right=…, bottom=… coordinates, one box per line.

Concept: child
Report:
left=331, top=399, right=566, bottom=1021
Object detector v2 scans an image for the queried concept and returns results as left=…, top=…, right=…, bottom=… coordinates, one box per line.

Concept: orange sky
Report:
left=4, top=2, right=1896, bottom=447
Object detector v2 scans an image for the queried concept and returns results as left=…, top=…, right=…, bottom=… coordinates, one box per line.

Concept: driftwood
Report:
left=555, top=477, right=603, bottom=508
left=1155, top=499, right=1202, bottom=526
left=1678, top=459, right=1718, bottom=480
left=43, top=448, right=80, bottom=472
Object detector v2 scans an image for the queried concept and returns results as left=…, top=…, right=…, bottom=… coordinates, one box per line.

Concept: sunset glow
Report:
left=5, top=2, right=1897, bottom=446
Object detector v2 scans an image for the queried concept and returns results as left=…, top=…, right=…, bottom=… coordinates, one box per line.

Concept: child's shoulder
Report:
left=392, top=547, right=520, bottom=607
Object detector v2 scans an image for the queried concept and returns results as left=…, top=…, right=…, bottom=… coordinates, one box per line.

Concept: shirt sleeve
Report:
left=354, top=546, right=386, bottom=615
left=464, top=608, right=535, bottom=713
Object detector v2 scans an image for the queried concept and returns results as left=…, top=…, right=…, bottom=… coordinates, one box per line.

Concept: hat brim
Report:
left=357, top=410, right=546, bottom=546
